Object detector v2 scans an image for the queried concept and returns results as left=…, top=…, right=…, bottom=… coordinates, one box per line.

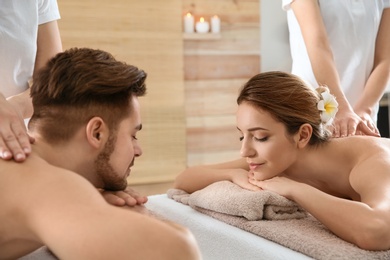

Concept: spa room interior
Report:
left=57, top=0, right=390, bottom=195
left=58, top=0, right=267, bottom=194
left=22, top=0, right=390, bottom=259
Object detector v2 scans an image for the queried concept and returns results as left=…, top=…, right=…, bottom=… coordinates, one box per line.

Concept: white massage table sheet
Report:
left=146, top=194, right=312, bottom=260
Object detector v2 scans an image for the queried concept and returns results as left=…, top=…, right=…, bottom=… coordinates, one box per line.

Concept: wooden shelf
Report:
left=183, top=33, right=221, bottom=40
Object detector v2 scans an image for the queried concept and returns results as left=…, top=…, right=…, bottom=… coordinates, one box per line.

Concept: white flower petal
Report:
left=320, top=111, right=331, bottom=123
left=321, top=91, right=332, bottom=102
left=317, top=88, right=338, bottom=124
left=317, top=100, right=325, bottom=111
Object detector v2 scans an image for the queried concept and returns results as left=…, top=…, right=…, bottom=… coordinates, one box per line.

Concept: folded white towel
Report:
left=168, top=181, right=307, bottom=221
left=168, top=181, right=390, bottom=260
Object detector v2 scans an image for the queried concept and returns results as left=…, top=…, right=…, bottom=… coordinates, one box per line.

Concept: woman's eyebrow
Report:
left=236, top=126, right=269, bottom=132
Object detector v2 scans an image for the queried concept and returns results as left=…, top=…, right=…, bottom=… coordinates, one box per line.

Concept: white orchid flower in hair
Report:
left=317, top=88, right=338, bottom=125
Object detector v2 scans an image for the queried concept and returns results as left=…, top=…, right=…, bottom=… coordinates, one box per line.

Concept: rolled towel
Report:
left=167, top=188, right=190, bottom=205
left=169, top=181, right=306, bottom=221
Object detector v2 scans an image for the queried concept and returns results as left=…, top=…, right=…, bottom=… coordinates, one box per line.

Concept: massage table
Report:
left=151, top=182, right=390, bottom=260
left=146, top=194, right=313, bottom=260
left=20, top=193, right=310, bottom=260
left=21, top=190, right=390, bottom=260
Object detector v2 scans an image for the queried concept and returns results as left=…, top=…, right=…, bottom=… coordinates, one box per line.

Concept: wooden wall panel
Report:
left=184, top=55, right=260, bottom=80
left=185, top=79, right=245, bottom=116
left=58, top=0, right=186, bottom=184
left=183, top=0, right=260, bottom=166
left=57, top=0, right=260, bottom=183
left=183, top=0, right=260, bottom=23
left=187, top=125, right=239, bottom=152
left=184, top=26, right=261, bottom=55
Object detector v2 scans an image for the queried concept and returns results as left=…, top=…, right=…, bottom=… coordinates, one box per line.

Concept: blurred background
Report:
left=57, top=0, right=389, bottom=194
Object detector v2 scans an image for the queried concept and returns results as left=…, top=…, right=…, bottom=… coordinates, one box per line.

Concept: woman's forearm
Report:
left=174, top=158, right=248, bottom=193
left=174, top=165, right=234, bottom=193
left=290, top=183, right=390, bottom=250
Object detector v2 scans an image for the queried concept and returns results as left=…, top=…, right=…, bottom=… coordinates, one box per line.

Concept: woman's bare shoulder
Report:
left=334, top=136, right=390, bottom=156
left=347, top=137, right=390, bottom=204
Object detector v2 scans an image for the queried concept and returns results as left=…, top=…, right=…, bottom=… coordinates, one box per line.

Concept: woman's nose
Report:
left=240, top=137, right=255, bottom=158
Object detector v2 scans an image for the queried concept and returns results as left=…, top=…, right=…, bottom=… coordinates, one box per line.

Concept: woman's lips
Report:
left=248, top=163, right=264, bottom=171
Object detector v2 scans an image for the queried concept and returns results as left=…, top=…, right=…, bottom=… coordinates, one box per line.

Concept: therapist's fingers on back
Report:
left=357, top=121, right=380, bottom=137
left=332, top=123, right=341, bottom=137
left=0, top=141, right=13, bottom=160
left=346, top=120, right=357, bottom=137
left=336, top=120, right=357, bottom=137
left=11, top=120, right=33, bottom=155
left=365, top=119, right=381, bottom=136
left=0, top=124, right=28, bottom=161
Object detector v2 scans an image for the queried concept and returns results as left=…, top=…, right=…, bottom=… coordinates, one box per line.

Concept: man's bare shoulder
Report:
left=0, top=152, right=92, bottom=198
left=0, top=152, right=106, bottom=259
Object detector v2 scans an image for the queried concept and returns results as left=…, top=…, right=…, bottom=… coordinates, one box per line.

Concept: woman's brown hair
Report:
left=237, top=71, right=332, bottom=145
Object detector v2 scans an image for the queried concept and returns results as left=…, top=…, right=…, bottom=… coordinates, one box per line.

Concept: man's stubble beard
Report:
left=94, top=133, right=128, bottom=191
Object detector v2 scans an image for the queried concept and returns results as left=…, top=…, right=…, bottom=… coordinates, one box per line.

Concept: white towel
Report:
left=169, top=181, right=306, bottom=220
left=168, top=181, right=390, bottom=260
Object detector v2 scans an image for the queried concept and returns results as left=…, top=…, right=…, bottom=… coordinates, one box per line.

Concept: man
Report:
left=0, top=48, right=200, bottom=259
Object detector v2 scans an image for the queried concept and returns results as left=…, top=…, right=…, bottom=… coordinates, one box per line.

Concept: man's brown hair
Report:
left=29, top=47, right=147, bottom=143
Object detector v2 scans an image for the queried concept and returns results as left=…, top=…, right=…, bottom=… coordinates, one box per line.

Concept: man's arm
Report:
left=99, top=186, right=148, bottom=206
left=12, top=164, right=200, bottom=259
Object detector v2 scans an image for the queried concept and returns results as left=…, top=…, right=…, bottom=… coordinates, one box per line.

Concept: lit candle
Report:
left=211, top=15, right=221, bottom=34
left=183, top=13, right=195, bottom=33
left=195, top=17, right=210, bottom=34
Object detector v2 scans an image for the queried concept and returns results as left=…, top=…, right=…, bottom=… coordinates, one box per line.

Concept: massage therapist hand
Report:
left=0, top=94, right=34, bottom=162
left=100, top=186, right=148, bottom=207
left=355, top=109, right=380, bottom=136
left=331, top=105, right=379, bottom=137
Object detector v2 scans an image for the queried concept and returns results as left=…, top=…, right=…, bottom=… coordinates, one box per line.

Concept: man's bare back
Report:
left=0, top=47, right=201, bottom=259
left=0, top=151, right=200, bottom=259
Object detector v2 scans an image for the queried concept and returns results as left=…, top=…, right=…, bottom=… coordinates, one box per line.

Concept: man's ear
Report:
left=295, top=123, right=312, bottom=149
left=85, top=117, right=108, bottom=149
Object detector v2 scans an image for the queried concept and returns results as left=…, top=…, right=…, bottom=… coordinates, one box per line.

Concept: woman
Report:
left=174, top=71, right=390, bottom=251
left=283, top=0, right=390, bottom=137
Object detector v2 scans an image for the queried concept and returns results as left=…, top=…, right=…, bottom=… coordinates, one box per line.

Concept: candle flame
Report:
left=200, top=17, right=205, bottom=22
left=186, top=13, right=192, bottom=17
